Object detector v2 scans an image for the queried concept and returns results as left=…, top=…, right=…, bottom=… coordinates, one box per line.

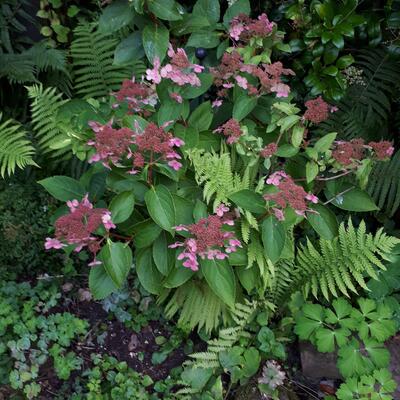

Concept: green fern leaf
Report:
left=0, top=116, right=36, bottom=177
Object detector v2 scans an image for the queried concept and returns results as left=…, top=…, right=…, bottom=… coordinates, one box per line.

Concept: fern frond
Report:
left=367, top=150, right=400, bottom=216
left=188, top=149, right=249, bottom=210
left=175, top=300, right=256, bottom=398
left=0, top=53, right=36, bottom=83
left=317, top=48, right=400, bottom=141
left=27, top=84, right=70, bottom=158
left=0, top=116, right=36, bottom=177
left=164, top=280, right=229, bottom=333
left=294, top=219, right=400, bottom=300
left=267, top=260, right=295, bottom=307
left=71, top=24, right=143, bottom=98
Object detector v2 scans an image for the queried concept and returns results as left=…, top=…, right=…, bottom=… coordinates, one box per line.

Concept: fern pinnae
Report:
left=0, top=116, right=37, bottom=177
left=295, top=219, right=399, bottom=300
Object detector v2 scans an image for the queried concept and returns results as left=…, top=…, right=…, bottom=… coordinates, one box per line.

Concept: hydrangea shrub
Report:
left=40, top=2, right=393, bottom=328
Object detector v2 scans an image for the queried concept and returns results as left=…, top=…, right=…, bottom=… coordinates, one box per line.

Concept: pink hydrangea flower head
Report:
left=169, top=92, right=183, bottom=103
left=303, top=97, right=333, bottom=124
left=216, top=204, right=230, bottom=217
left=168, top=160, right=182, bottom=170
left=235, top=75, right=248, bottom=89
left=45, top=194, right=115, bottom=266
left=369, top=141, right=395, bottom=160
left=214, top=119, right=243, bottom=144
left=102, top=211, right=116, bottom=230
left=266, top=171, right=287, bottom=186
left=212, top=99, right=223, bottom=108
left=306, top=193, right=318, bottom=204
left=168, top=208, right=240, bottom=271
left=45, top=237, right=65, bottom=250
left=146, top=57, right=162, bottom=84
left=260, top=143, right=278, bottom=158
left=264, top=173, right=318, bottom=220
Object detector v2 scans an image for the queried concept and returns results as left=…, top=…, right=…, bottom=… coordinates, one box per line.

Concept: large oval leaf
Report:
left=136, top=247, right=163, bottom=294
left=98, top=0, right=135, bottom=33
left=89, top=264, right=118, bottom=300
left=132, top=219, right=162, bottom=248
left=101, top=240, right=133, bottom=288
left=147, top=0, right=182, bottom=21
left=38, top=176, right=85, bottom=201
left=145, top=185, right=176, bottom=233
left=114, top=32, right=144, bottom=65
left=201, top=258, right=236, bottom=308
left=109, top=191, right=135, bottom=224
left=193, top=0, right=220, bottom=23
left=325, top=186, right=379, bottom=212
left=229, top=189, right=265, bottom=214
left=307, top=203, right=338, bottom=240
left=163, top=254, right=195, bottom=288
left=142, top=22, right=169, bottom=64
left=152, top=232, right=173, bottom=276
left=232, top=95, right=258, bottom=121
left=261, top=216, right=286, bottom=264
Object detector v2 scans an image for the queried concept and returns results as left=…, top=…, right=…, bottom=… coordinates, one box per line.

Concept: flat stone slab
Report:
left=299, top=341, right=341, bottom=379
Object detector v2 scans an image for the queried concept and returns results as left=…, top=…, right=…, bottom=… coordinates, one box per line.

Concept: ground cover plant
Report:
left=1, top=0, right=400, bottom=399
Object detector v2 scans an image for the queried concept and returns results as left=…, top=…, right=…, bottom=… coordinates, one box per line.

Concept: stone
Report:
left=299, top=341, right=341, bottom=379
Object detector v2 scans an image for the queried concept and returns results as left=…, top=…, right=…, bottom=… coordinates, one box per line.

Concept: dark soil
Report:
left=35, top=299, right=189, bottom=399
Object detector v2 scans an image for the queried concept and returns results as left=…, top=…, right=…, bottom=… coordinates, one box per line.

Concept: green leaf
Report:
left=219, top=346, right=243, bottom=368
left=337, top=339, right=369, bottom=378
left=363, top=339, right=390, bottom=369
left=109, top=191, right=135, bottom=224
left=294, top=303, right=325, bottom=340
left=193, top=199, right=208, bottom=222
left=193, top=0, right=220, bottom=23
left=291, top=124, right=305, bottom=147
left=232, top=95, right=257, bottom=121
left=114, top=32, right=144, bottom=65
left=136, top=247, right=163, bottom=294
left=98, top=0, right=135, bottom=33
left=145, top=185, right=176, bottom=233
left=89, top=264, right=118, bottom=300
left=132, top=219, right=162, bottom=248
left=201, top=258, right=236, bottom=308
left=152, top=232, right=172, bottom=275
left=223, top=0, right=250, bottom=27
left=142, top=22, right=169, bottom=64
left=101, top=240, right=132, bottom=287
left=181, top=73, right=213, bottom=99
left=336, top=54, right=354, bottom=69
left=307, top=203, right=338, bottom=240
left=229, top=189, right=265, bottom=214
left=313, top=132, right=337, bottom=153
left=163, top=254, right=195, bottom=288
left=188, top=101, right=213, bottom=131
left=315, top=327, right=350, bottom=352
left=147, top=0, right=182, bottom=21
left=326, top=186, right=379, bottom=212
left=38, top=176, right=85, bottom=201
left=187, top=31, right=220, bottom=48
left=278, top=115, right=301, bottom=133
left=261, top=216, right=286, bottom=263
left=306, top=161, right=319, bottom=183
left=324, top=43, right=340, bottom=64
left=157, top=98, right=183, bottom=126
left=236, top=265, right=258, bottom=293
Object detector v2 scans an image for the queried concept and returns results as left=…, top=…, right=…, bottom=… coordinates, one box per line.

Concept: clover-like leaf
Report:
left=337, top=339, right=369, bottom=378
left=294, top=303, right=325, bottom=340
left=315, top=327, right=351, bottom=353
left=324, top=298, right=354, bottom=326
